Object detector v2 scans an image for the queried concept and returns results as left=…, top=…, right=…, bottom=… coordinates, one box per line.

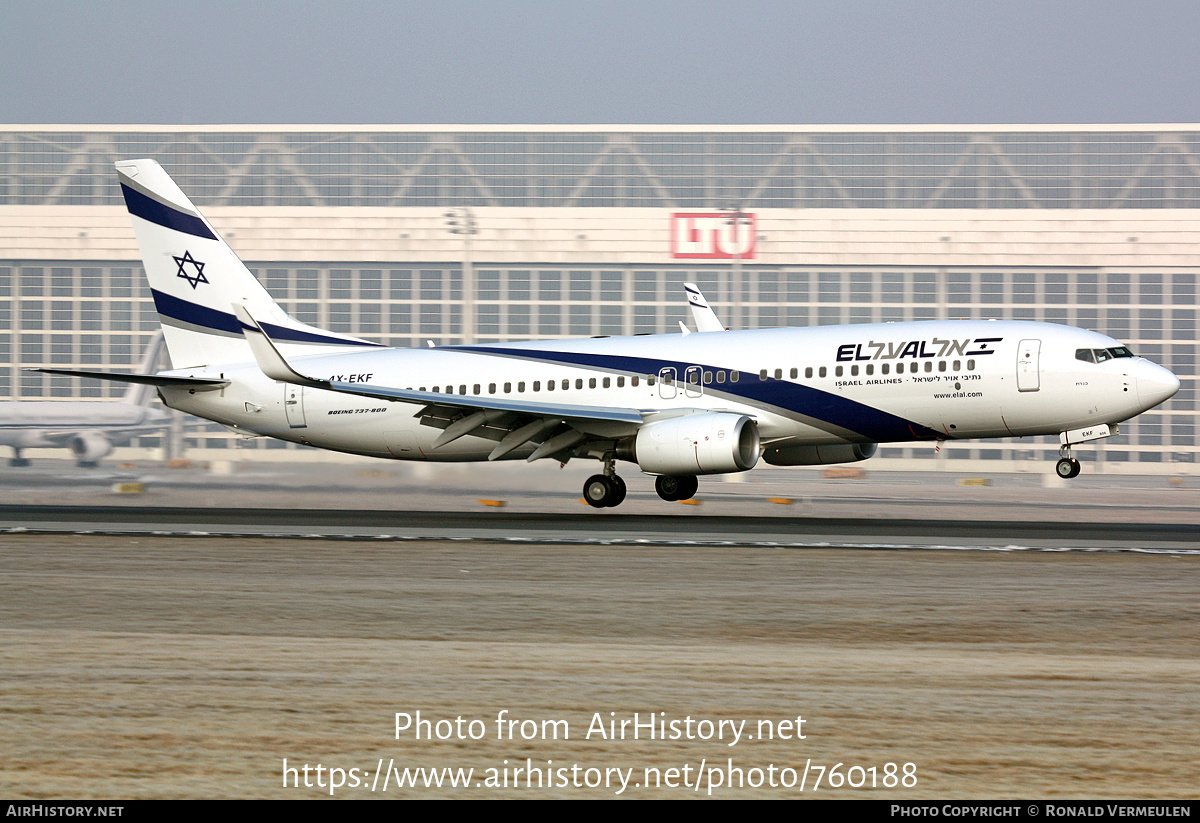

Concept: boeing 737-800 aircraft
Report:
left=37, top=160, right=1180, bottom=506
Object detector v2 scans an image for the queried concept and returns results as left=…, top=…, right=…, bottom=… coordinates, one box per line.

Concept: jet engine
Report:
left=761, top=442, right=877, bottom=466
left=633, top=412, right=759, bottom=475
left=67, top=432, right=114, bottom=463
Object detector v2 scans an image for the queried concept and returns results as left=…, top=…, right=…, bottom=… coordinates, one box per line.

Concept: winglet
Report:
left=684, top=283, right=726, bottom=332
left=234, top=303, right=327, bottom=389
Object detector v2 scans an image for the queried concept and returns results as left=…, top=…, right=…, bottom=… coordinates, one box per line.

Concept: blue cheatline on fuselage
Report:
left=450, top=345, right=943, bottom=443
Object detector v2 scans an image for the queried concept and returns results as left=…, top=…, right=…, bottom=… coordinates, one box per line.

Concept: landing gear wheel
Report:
left=584, top=474, right=627, bottom=508
left=655, top=474, right=698, bottom=502
left=1055, top=457, right=1081, bottom=479
left=584, top=475, right=613, bottom=508
left=607, top=474, right=627, bottom=507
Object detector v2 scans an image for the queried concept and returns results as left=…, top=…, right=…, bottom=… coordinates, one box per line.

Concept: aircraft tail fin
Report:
left=115, top=159, right=381, bottom=369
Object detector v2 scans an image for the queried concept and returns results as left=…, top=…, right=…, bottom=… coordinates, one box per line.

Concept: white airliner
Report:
left=5, top=332, right=171, bottom=467
left=37, top=160, right=1180, bottom=506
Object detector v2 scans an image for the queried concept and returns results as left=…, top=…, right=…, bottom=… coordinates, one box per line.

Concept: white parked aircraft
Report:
left=38, top=160, right=1180, bottom=506
left=5, top=332, right=171, bottom=467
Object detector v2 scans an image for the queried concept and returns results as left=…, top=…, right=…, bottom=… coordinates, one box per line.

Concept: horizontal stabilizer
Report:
left=26, top=368, right=229, bottom=391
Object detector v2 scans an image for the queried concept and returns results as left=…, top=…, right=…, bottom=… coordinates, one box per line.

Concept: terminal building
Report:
left=1, top=124, right=1197, bottom=471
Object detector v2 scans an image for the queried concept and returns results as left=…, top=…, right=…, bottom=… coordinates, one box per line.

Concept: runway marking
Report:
left=4, top=525, right=1198, bottom=554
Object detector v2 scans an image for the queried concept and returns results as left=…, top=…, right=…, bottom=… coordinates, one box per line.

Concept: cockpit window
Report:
left=1077, top=346, right=1136, bottom=364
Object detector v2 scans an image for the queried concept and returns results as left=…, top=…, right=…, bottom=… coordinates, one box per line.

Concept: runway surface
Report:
left=2, top=533, right=1197, bottom=799
left=2, top=462, right=1198, bottom=798
left=3, top=503, right=1200, bottom=552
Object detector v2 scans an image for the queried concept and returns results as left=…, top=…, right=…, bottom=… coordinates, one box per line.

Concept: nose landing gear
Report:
left=1056, top=445, right=1081, bottom=479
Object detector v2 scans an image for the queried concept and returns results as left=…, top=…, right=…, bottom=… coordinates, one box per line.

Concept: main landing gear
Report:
left=654, top=474, right=698, bottom=502
left=583, top=456, right=627, bottom=508
left=1056, top=445, right=1081, bottom=479
left=581, top=460, right=702, bottom=508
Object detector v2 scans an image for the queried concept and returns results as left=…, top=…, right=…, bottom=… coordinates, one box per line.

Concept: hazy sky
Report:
left=5, top=0, right=1199, bottom=124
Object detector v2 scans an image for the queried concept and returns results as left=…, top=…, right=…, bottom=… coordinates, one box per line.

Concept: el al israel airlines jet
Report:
left=36, top=160, right=1180, bottom=507
left=5, top=332, right=171, bottom=466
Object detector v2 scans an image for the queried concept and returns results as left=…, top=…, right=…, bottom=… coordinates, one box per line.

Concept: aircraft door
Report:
left=1017, top=339, right=1041, bottom=392
left=284, top=385, right=307, bottom=428
left=684, top=366, right=703, bottom=398
left=658, top=367, right=677, bottom=399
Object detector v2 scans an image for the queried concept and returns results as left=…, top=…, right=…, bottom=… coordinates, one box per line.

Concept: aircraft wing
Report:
left=234, top=304, right=646, bottom=461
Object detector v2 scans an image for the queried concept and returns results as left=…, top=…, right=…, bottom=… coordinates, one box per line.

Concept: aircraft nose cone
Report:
left=1137, top=361, right=1180, bottom=409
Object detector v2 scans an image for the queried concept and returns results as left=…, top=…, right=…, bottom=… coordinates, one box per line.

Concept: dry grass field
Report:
left=1, top=535, right=1197, bottom=798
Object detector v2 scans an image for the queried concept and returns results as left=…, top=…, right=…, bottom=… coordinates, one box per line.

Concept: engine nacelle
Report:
left=761, top=442, right=877, bottom=466
left=634, top=413, right=759, bottom=475
left=67, top=432, right=114, bottom=462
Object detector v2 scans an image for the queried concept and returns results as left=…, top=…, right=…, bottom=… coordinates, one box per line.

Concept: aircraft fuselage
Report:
left=159, top=320, right=1177, bottom=463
